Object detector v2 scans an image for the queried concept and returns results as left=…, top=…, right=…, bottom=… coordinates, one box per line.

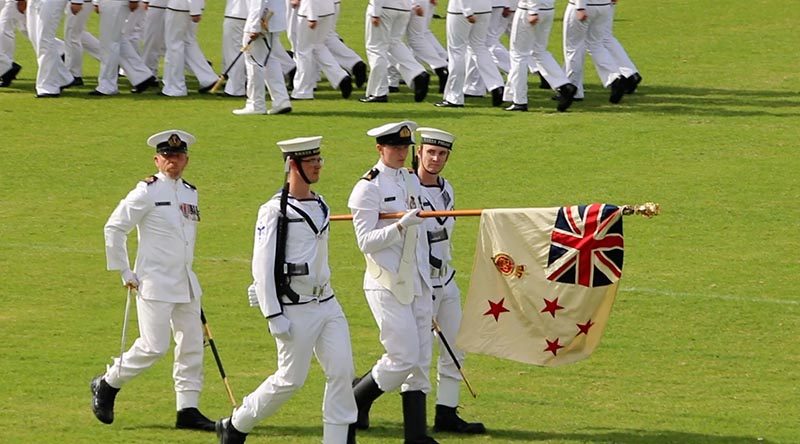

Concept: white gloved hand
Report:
left=247, top=283, right=259, bottom=308
left=120, top=269, right=139, bottom=289
left=397, top=209, right=423, bottom=229
left=267, top=314, right=291, bottom=340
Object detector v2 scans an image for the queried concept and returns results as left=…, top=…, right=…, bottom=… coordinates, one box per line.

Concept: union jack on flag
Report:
left=546, top=204, right=624, bottom=287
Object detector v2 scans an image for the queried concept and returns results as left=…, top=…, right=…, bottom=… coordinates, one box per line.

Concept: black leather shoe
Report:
left=176, top=407, right=216, bottom=431
left=491, top=86, right=504, bottom=107
left=412, top=71, right=429, bottom=102
left=352, top=61, right=367, bottom=89
left=35, top=92, right=60, bottom=98
left=556, top=83, right=578, bottom=112
left=625, top=72, right=642, bottom=94
left=434, top=67, right=448, bottom=94
left=90, top=375, right=119, bottom=424
left=388, top=86, right=400, bottom=93
left=89, top=89, right=111, bottom=96
left=339, top=75, right=353, bottom=98
left=215, top=417, right=248, bottom=444
left=0, top=62, right=21, bottom=87
left=609, top=76, right=626, bottom=104
left=131, top=75, right=158, bottom=94
left=538, top=72, right=551, bottom=90
left=434, top=100, right=463, bottom=108
left=433, top=404, right=486, bottom=434
left=359, top=95, right=388, bottom=103
left=198, top=82, right=215, bottom=94
left=552, top=93, right=583, bottom=102
left=286, top=67, right=296, bottom=91
left=61, top=76, right=82, bottom=90
left=464, top=93, right=483, bottom=98
left=504, top=103, right=527, bottom=112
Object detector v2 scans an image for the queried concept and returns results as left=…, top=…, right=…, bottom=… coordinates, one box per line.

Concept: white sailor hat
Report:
left=417, top=127, right=455, bottom=150
left=367, top=120, right=417, bottom=146
left=146, top=129, right=195, bottom=154
left=276, top=136, right=322, bottom=158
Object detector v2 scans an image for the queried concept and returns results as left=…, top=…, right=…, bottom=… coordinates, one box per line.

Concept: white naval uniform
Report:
left=562, top=0, right=621, bottom=99
left=102, top=172, right=205, bottom=410
left=348, top=162, right=433, bottom=394
left=96, top=0, right=151, bottom=94
left=222, top=0, right=247, bottom=96
left=325, top=1, right=363, bottom=74
left=241, top=0, right=290, bottom=112
left=463, top=0, right=510, bottom=95
left=63, top=2, right=101, bottom=78
left=405, top=0, right=446, bottom=71
left=0, top=0, right=26, bottom=76
left=27, top=0, right=74, bottom=94
left=606, top=2, right=637, bottom=78
left=363, top=0, right=426, bottom=98
left=141, top=0, right=167, bottom=77
left=419, top=176, right=465, bottom=408
left=503, top=0, right=569, bottom=105
left=233, top=192, right=356, bottom=442
left=441, top=0, right=503, bottom=105
left=162, top=0, right=217, bottom=96
left=290, top=0, right=347, bottom=99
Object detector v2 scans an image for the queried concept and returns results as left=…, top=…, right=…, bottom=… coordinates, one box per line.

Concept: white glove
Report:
left=247, top=283, right=259, bottom=307
left=267, top=315, right=291, bottom=340
left=120, top=269, right=139, bottom=289
left=397, top=209, right=423, bottom=229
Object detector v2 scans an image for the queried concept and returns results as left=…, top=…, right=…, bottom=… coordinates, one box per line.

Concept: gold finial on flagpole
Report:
left=621, top=202, right=661, bottom=218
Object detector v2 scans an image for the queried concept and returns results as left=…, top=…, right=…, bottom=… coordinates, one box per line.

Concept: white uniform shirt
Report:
left=297, top=0, right=336, bottom=22
left=368, top=0, right=417, bottom=19
left=225, top=0, right=248, bottom=18
left=252, top=192, right=333, bottom=318
left=348, top=161, right=432, bottom=294
left=447, top=0, right=491, bottom=16
left=104, top=172, right=202, bottom=303
left=419, top=176, right=456, bottom=285
left=245, top=0, right=287, bottom=34
left=167, top=0, right=204, bottom=15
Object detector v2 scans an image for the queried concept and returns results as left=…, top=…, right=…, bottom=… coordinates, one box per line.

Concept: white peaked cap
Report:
left=367, top=120, right=418, bottom=145
left=146, top=129, right=196, bottom=153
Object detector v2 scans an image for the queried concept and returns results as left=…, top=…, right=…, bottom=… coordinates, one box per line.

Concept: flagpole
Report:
left=329, top=203, right=660, bottom=222
left=432, top=319, right=477, bottom=399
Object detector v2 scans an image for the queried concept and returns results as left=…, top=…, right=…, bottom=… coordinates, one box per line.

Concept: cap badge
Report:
left=168, top=134, right=182, bottom=148
left=399, top=126, right=411, bottom=138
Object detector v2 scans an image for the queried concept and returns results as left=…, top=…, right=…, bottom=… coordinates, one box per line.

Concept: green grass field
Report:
left=1, top=0, right=798, bottom=443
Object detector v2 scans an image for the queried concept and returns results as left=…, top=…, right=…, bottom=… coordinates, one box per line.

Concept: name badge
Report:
left=384, top=196, right=396, bottom=202
left=155, top=201, right=171, bottom=206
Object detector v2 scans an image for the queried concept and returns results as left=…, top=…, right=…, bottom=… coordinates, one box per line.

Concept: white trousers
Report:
left=27, top=0, right=72, bottom=94
left=222, top=17, right=246, bottom=96
left=162, top=10, right=217, bottom=96
left=606, top=5, right=637, bottom=77
left=364, top=8, right=424, bottom=97
left=365, top=287, right=433, bottom=393
left=464, top=7, right=511, bottom=94
left=0, top=0, right=25, bottom=74
left=431, top=278, right=464, bottom=407
left=63, top=3, right=100, bottom=77
left=243, top=31, right=291, bottom=112
left=231, top=298, right=356, bottom=434
left=292, top=14, right=346, bottom=99
left=406, top=0, right=446, bottom=70
left=97, top=0, right=150, bottom=93
left=562, top=2, right=620, bottom=98
left=325, top=5, right=362, bottom=73
left=141, top=5, right=165, bottom=77
left=504, top=8, right=568, bottom=104
left=103, top=296, right=205, bottom=410
left=443, top=12, right=502, bottom=104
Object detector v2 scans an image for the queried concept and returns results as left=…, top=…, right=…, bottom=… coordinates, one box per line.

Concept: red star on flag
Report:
left=483, top=298, right=510, bottom=321
left=540, top=297, right=564, bottom=318
left=544, top=338, right=564, bottom=356
left=576, top=319, right=594, bottom=336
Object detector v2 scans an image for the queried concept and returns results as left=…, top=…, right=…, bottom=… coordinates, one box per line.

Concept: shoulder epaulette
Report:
left=182, top=179, right=197, bottom=190
left=361, top=168, right=379, bottom=181
left=142, top=175, right=158, bottom=186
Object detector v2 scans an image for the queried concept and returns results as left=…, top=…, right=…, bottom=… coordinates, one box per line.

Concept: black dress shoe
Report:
left=359, top=95, right=388, bottom=103
left=551, top=93, right=583, bottom=102
left=412, top=71, right=429, bottom=102
left=131, top=75, right=157, bottom=94
left=339, top=75, right=353, bottom=98
left=216, top=417, right=248, bottom=444
left=352, top=61, right=367, bottom=89
left=388, top=86, right=400, bottom=93
left=609, top=76, right=626, bottom=104
left=434, top=100, right=463, bottom=108
left=286, top=67, right=296, bottom=91
left=624, top=72, right=642, bottom=94
left=89, top=89, right=111, bottom=96
left=434, top=67, right=448, bottom=94
left=35, top=92, right=60, bottom=98
left=504, top=103, right=527, bottom=112
left=0, top=62, right=21, bottom=87
left=176, top=407, right=215, bottom=432
left=538, top=72, right=551, bottom=90
left=90, top=375, right=119, bottom=424
left=198, top=82, right=215, bottom=94
left=556, top=83, right=578, bottom=112
left=433, top=405, right=486, bottom=435
left=490, top=86, right=504, bottom=107
left=464, top=93, right=483, bottom=98
left=61, top=76, right=82, bottom=90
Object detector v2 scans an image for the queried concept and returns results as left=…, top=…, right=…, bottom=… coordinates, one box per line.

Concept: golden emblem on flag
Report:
left=492, top=253, right=526, bottom=278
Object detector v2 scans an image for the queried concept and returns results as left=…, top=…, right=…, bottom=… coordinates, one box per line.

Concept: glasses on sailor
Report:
left=300, top=157, right=324, bottom=165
